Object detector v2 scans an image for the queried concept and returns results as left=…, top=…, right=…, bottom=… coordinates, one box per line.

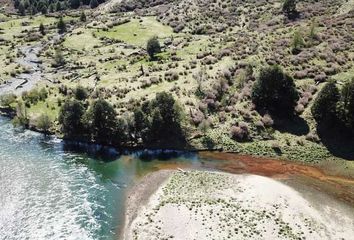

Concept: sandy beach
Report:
left=122, top=170, right=354, bottom=240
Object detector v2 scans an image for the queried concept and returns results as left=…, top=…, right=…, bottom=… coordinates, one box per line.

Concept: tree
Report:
left=39, top=23, right=45, bottom=35
left=0, top=94, right=16, bottom=107
left=133, top=108, right=149, bottom=140
left=58, top=99, right=86, bottom=137
left=338, top=79, right=354, bottom=131
left=252, top=65, right=299, bottom=117
left=283, top=0, right=297, bottom=16
left=90, top=0, right=99, bottom=8
left=74, top=86, right=88, bottom=101
left=134, top=92, right=186, bottom=146
left=70, top=0, right=81, bottom=9
left=57, top=17, right=66, bottom=34
left=146, top=36, right=161, bottom=60
left=311, top=81, right=340, bottom=125
left=36, top=114, right=52, bottom=134
left=80, top=11, right=87, bottom=22
left=85, top=99, right=117, bottom=143
left=18, top=1, right=26, bottom=15
left=56, top=1, right=62, bottom=11
left=54, top=48, right=65, bottom=67
left=291, top=30, right=304, bottom=54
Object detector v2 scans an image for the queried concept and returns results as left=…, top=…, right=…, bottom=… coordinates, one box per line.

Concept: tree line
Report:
left=58, top=91, right=186, bottom=148
left=14, top=0, right=104, bottom=15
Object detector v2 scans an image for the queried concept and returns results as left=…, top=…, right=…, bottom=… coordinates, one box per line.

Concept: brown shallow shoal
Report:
left=199, top=152, right=354, bottom=205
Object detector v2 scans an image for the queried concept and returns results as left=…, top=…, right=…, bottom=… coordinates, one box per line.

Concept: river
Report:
left=0, top=116, right=203, bottom=240
left=0, top=116, right=353, bottom=240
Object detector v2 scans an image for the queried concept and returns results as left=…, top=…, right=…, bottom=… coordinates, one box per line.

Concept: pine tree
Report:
left=39, top=23, right=45, bottom=35
left=80, top=11, right=87, bottom=22
left=90, top=0, right=99, bottom=8
left=57, top=17, right=66, bottom=34
left=311, top=81, right=340, bottom=125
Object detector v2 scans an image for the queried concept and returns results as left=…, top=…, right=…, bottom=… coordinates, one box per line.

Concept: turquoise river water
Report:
left=0, top=116, right=208, bottom=240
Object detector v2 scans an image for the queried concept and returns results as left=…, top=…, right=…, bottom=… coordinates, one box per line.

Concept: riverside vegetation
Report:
left=0, top=0, right=353, bottom=163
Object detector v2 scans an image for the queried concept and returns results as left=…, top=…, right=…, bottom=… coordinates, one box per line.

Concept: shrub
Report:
left=133, top=92, right=186, bottom=146
left=0, top=94, right=16, bottom=107
left=292, top=30, right=305, bottom=54
left=282, top=0, right=297, bottom=18
left=311, top=81, right=339, bottom=125
left=337, top=79, right=354, bottom=131
left=230, top=125, right=248, bottom=141
left=85, top=99, right=118, bottom=144
left=36, top=114, right=52, bottom=133
left=74, top=86, right=88, bottom=101
left=252, top=65, right=299, bottom=117
left=58, top=99, right=86, bottom=137
left=57, top=17, right=66, bottom=34
left=261, top=114, right=274, bottom=127
left=147, top=36, right=161, bottom=60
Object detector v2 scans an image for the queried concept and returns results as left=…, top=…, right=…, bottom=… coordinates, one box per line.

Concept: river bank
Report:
left=122, top=169, right=354, bottom=240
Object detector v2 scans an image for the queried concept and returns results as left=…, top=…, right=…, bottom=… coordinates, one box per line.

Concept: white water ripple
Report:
left=0, top=119, right=110, bottom=240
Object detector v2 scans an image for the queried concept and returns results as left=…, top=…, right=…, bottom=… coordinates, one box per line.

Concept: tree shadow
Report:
left=133, top=149, right=197, bottom=162
left=62, top=140, right=121, bottom=162
left=273, top=115, right=310, bottom=136
left=317, top=123, right=354, bottom=160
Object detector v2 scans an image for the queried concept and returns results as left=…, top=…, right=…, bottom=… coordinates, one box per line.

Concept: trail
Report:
left=0, top=44, right=43, bottom=95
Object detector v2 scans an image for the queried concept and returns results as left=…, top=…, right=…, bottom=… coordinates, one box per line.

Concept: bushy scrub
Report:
left=252, top=65, right=299, bottom=117
left=133, top=92, right=186, bottom=147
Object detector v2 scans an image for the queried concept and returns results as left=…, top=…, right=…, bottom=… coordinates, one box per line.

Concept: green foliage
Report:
left=0, top=94, right=16, bottom=108
left=39, top=23, right=45, bottom=35
left=58, top=99, right=86, bottom=137
left=69, top=0, right=80, bottom=9
left=133, top=92, right=186, bottom=147
left=292, top=30, right=305, bottom=54
left=90, top=0, right=99, bottom=8
left=84, top=99, right=118, bottom=144
left=74, top=86, right=88, bottom=101
left=80, top=11, right=87, bottom=22
left=13, top=101, right=29, bottom=127
left=252, top=65, right=299, bottom=117
left=283, top=0, right=297, bottom=15
left=311, top=81, right=340, bottom=125
left=22, top=88, right=48, bottom=106
left=54, top=48, right=65, bottom=67
left=57, top=17, right=66, bottom=34
left=36, top=114, right=52, bottom=133
left=338, top=79, right=354, bottom=131
left=146, top=36, right=161, bottom=60
left=13, top=0, right=101, bottom=15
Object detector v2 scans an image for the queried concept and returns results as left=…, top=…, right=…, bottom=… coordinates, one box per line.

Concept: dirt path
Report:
left=0, top=44, right=43, bottom=95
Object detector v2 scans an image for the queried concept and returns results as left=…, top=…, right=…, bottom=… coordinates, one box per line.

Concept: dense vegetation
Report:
left=0, top=0, right=353, bottom=162
left=312, top=79, right=354, bottom=135
left=13, top=0, right=104, bottom=15
left=57, top=91, right=186, bottom=148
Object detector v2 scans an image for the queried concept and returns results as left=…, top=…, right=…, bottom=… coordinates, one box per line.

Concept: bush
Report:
left=283, top=0, right=297, bottom=18
left=57, top=17, right=66, bottom=34
left=85, top=99, right=117, bottom=144
left=133, top=92, right=186, bottom=146
left=146, top=36, right=161, bottom=60
left=74, top=86, right=88, bottom=101
left=337, top=79, right=354, bottom=131
left=230, top=125, right=248, bottom=141
left=36, top=114, right=52, bottom=133
left=58, top=99, right=86, bottom=137
left=0, top=94, right=16, bottom=107
left=311, top=81, right=339, bottom=125
left=252, top=65, right=299, bottom=117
